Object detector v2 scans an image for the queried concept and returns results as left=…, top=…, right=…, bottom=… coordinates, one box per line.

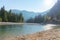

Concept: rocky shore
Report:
left=5, top=28, right=60, bottom=40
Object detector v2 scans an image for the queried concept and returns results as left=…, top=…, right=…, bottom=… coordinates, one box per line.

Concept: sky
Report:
left=0, top=0, right=57, bottom=12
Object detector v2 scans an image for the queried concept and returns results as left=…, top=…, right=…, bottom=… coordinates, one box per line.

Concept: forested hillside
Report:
left=47, top=0, right=60, bottom=20
left=0, top=6, right=24, bottom=22
left=26, top=0, right=60, bottom=23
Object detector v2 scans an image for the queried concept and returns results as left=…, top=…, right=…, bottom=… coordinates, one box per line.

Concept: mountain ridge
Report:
left=11, top=9, right=48, bottom=21
left=48, top=0, right=60, bottom=18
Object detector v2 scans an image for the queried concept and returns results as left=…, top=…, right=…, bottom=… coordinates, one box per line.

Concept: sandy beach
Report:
left=0, top=22, right=39, bottom=25
left=0, top=22, right=24, bottom=25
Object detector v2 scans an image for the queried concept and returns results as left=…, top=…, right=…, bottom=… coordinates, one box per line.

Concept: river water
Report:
left=0, top=23, right=60, bottom=40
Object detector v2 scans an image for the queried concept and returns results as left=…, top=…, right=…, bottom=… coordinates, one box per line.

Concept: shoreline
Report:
left=5, top=28, right=60, bottom=40
left=3, top=23, right=60, bottom=40
left=0, top=22, right=58, bottom=25
left=0, top=22, right=39, bottom=25
left=0, top=22, right=60, bottom=40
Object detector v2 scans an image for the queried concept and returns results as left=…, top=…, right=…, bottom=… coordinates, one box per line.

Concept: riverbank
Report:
left=0, top=22, right=58, bottom=25
left=0, top=22, right=39, bottom=25
left=5, top=28, right=60, bottom=40
left=0, top=22, right=60, bottom=40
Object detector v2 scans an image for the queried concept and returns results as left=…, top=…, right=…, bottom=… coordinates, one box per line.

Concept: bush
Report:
left=0, top=18, right=2, bottom=22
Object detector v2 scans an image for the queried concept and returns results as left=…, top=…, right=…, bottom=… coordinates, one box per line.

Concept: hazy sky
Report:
left=0, top=0, right=57, bottom=12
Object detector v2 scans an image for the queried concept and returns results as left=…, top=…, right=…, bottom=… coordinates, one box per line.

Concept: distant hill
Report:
left=11, top=9, right=48, bottom=21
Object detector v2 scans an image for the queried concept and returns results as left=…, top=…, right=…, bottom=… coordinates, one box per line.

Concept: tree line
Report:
left=0, top=6, right=24, bottom=22
left=26, top=14, right=44, bottom=23
left=26, top=12, right=60, bottom=24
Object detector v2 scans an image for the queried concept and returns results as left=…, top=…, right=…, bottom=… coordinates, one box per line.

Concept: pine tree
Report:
left=0, top=6, right=8, bottom=22
left=18, top=13, right=24, bottom=22
left=0, top=6, right=24, bottom=22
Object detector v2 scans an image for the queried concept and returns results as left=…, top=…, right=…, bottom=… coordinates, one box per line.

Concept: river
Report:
left=0, top=23, right=60, bottom=40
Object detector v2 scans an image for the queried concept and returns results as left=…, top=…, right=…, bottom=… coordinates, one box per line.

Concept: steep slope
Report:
left=48, top=0, right=60, bottom=18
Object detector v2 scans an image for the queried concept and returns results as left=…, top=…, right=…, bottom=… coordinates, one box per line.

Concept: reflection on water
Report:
left=0, top=24, right=60, bottom=40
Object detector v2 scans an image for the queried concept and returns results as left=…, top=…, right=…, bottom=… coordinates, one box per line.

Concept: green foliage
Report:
left=0, top=17, right=2, bottom=22
left=26, top=15, right=44, bottom=23
left=18, top=13, right=24, bottom=22
left=0, top=6, right=24, bottom=22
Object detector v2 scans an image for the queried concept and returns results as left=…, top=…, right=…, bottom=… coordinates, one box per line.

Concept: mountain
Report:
left=48, top=0, right=60, bottom=18
left=11, top=9, right=48, bottom=21
left=12, top=10, right=40, bottom=21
